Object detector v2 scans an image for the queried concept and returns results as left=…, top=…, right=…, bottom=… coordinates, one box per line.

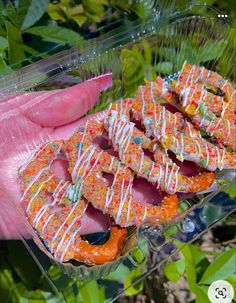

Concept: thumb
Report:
left=24, top=73, right=112, bottom=128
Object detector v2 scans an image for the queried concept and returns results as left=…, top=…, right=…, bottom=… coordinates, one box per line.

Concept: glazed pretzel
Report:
left=132, top=80, right=235, bottom=171
left=64, top=118, right=178, bottom=227
left=19, top=140, right=127, bottom=265
left=155, top=62, right=236, bottom=150
left=105, top=99, right=215, bottom=194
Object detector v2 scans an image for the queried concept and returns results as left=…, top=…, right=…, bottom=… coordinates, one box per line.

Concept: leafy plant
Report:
left=0, top=0, right=83, bottom=72
left=164, top=243, right=236, bottom=303
left=0, top=239, right=148, bottom=303
left=48, top=0, right=109, bottom=27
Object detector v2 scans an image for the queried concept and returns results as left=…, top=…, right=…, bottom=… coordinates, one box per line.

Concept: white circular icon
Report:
left=208, top=280, right=234, bottom=303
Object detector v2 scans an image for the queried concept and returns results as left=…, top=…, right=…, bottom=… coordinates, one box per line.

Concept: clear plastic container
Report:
left=0, top=3, right=235, bottom=302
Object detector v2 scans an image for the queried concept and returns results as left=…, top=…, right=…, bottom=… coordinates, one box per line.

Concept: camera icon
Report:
left=208, top=280, right=234, bottom=303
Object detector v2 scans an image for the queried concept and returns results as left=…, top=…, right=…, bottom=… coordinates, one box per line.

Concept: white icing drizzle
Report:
left=33, top=180, right=70, bottom=228
left=193, top=85, right=205, bottom=115
left=211, top=117, right=222, bottom=134
left=138, top=152, right=144, bottom=173
left=58, top=229, right=80, bottom=262
left=179, top=133, right=185, bottom=161
left=221, top=101, right=230, bottom=117
left=157, top=161, right=163, bottom=188
left=173, top=167, right=179, bottom=193
left=42, top=213, right=55, bottom=234
left=108, top=109, right=135, bottom=162
left=150, top=82, right=158, bottom=122
left=199, top=105, right=208, bottom=127
left=219, top=148, right=226, bottom=170
left=26, top=174, right=53, bottom=212
left=116, top=179, right=132, bottom=223
left=166, top=164, right=178, bottom=192
left=164, top=163, right=169, bottom=189
left=224, top=119, right=231, bottom=144
left=186, top=121, right=194, bottom=138
left=109, top=157, right=115, bottom=171
left=19, top=143, right=50, bottom=174
left=51, top=200, right=81, bottom=252
left=184, top=85, right=198, bottom=112
left=195, top=139, right=202, bottom=155
left=104, top=162, right=121, bottom=210
left=141, top=86, right=146, bottom=118
left=221, top=79, right=228, bottom=91
left=142, top=206, right=147, bottom=221
left=126, top=185, right=133, bottom=225
left=204, top=141, right=210, bottom=168
left=161, top=107, right=167, bottom=138
left=149, top=162, right=155, bottom=181
left=33, top=204, right=50, bottom=227
left=20, top=167, right=49, bottom=202
left=54, top=214, right=81, bottom=255
left=181, top=86, right=191, bottom=107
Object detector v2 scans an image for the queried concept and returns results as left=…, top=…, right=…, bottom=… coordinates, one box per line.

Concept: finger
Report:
left=24, top=73, right=112, bottom=127
left=0, top=74, right=112, bottom=128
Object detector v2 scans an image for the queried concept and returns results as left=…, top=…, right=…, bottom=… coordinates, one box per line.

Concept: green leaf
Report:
left=0, top=36, right=8, bottom=50
left=197, top=40, right=226, bottom=64
left=129, top=3, right=148, bottom=18
left=67, top=5, right=84, bottom=16
left=226, top=276, right=236, bottom=302
left=24, top=289, right=62, bottom=302
left=0, top=264, right=14, bottom=302
left=21, top=0, right=49, bottom=30
left=85, top=12, right=101, bottom=23
left=0, top=55, right=12, bottom=76
left=121, top=47, right=145, bottom=95
left=130, top=247, right=147, bottom=265
left=224, top=180, right=236, bottom=198
left=195, top=285, right=210, bottom=303
left=62, top=282, right=81, bottom=303
left=10, top=284, right=62, bottom=303
left=72, top=15, right=87, bottom=27
left=164, top=259, right=186, bottom=282
left=46, top=266, right=73, bottom=290
left=6, top=21, right=25, bottom=64
left=156, top=62, right=173, bottom=75
left=200, top=247, right=236, bottom=285
left=47, top=3, right=67, bottom=22
left=25, top=25, right=83, bottom=45
left=7, top=241, right=42, bottom=288
left=78, top=280, right=105, bottom=303
left=0, top=0, right=4, bottom=10
left=106, top=263, right=130, bottom=282
left=91, top=0, right=108, bottom=4
left=4, top=2, right=21, bottom=28
left=124, top=269, right=144, bottom=296
left=156, top=47, right=176, bottom=62
left=0, top=23, right=6, bottom=37
left=14, top=0, right=31, bottom=27
left=176, top=242, right=209, bottom=292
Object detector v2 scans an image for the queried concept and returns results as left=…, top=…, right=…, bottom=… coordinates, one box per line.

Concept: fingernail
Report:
left=86, top=73, right=113, bottom=91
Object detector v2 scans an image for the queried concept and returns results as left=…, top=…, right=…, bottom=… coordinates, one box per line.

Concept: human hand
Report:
left=0, top=74, right=112, bottom=239
left=0, top=74, right=195, bottom=240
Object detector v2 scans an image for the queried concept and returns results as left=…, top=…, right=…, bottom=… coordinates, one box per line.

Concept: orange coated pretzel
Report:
left=105, top=99, right=215, bottom=194
left=19, top=141, right=127, bottom=265
left=132, top=80, right=236, bottom=171
left=64, top=119, right=178, bottom=227
left=155, top=62, right=236, bottom=150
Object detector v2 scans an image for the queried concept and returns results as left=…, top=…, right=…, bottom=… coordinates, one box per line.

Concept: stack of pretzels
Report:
left=19, top=63, right=235, bottom=266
